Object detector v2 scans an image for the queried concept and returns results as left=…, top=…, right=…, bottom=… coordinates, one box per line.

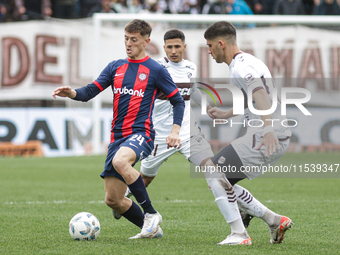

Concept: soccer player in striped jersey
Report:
left=203, top=21, right=293, bottom=245
left=112, top=28, right=214, bottom=222
left=52, top=19, right=185, bottom=239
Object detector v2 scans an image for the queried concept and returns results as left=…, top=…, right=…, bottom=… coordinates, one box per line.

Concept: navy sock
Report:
left=128, top=175, right=157, bottom=214
left=121, top=201, right=144, bottom=228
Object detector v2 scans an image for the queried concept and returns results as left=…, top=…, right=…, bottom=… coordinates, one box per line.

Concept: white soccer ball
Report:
left=69, top=212, right=100, bottom=241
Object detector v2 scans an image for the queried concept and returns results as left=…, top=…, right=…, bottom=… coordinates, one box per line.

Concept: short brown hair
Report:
left=164, top=29, right=185, bottom=42
left=125, top=19, right=152, bottom=38
left=204, top=21, right=236, bottom=42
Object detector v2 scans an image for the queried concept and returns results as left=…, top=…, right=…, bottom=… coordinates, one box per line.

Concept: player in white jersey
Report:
left=139, top=31, right=214, bottom=186
left=203, top=21, right=293, bottom=245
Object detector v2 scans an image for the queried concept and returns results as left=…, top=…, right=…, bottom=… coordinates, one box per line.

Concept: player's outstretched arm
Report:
left=253, top=88, right=280, bottom=157
left=52, top=86, right=77, bottom=99
left=166, top=124, right=182, bottom=149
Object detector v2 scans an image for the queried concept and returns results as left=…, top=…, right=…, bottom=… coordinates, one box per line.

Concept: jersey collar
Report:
left=127, top=55, right=150, bottom=63
left=232, top=52, right=243, bottom=60
left=169, top=59, right=184, bottom=66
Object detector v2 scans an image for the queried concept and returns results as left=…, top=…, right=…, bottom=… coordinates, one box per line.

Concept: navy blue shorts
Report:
left=100, top=133, right=154, bottom=183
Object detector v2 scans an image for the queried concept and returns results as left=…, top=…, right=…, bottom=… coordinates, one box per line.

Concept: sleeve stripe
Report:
left=252, top=87, right=264, bottom=94
left=93, top=80, right=104, bottom=91
left=166, top=88, right=179, bottom=98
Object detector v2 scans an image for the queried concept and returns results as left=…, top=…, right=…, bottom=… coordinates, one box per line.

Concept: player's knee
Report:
left=112, top=157, right=128, bottom=174
left=105, top=195, right=123, bottom=210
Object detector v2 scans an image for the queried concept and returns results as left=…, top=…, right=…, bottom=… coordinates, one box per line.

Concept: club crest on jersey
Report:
left=244, top=73, right=254, bottom=84
left=187, top=72, right=192, bottom=78
left=138, top=72, right=148, bottom=82
left=218, top=156, right=226, bottom=164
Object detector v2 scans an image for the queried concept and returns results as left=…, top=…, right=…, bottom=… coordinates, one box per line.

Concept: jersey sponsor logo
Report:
left=244, top=73, right=255, bottom=84
left=178, top=87, right=191, bottom=96
left=138, top=72, right=148, bottom=82
left=185, top=65, right=195, bottom=70
left=114, top=86, right=144, bottom=97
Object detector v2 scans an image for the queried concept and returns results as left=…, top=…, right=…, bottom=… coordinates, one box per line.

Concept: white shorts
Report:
left=141, top=133, right=214, bottom=177
left=231, top=131, right=290, bottom=180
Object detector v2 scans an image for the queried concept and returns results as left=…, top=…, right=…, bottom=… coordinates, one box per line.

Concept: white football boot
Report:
left=129, top=226, right=163, bottom=239
left=140, top=211, right=162, bottom=238
left=218, top=231, right=252, bottom=245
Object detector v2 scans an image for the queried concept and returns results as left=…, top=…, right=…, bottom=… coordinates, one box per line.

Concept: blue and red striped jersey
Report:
left=73, top=55, right=184, bottom=143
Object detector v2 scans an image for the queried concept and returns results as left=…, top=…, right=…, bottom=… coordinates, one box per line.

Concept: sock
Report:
left=233, top=184, right=280, bottom=227
left=229, top=218, right=247, bottom=234
left=128, top=175, right=157, bottom=214
left=121, top=201, right=144, bottom=228
left=205, top=171, right=245, bottom=234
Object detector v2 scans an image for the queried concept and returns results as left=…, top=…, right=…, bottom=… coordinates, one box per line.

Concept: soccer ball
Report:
left=69, top=212, right=100, bottom=241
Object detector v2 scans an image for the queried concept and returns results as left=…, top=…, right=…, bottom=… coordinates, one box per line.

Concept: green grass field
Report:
left=1, top=152, right=339, bottom=255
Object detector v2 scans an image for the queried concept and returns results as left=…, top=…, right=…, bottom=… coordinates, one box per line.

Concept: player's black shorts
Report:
left=100, top=133, right=154, bottom=183
left=210, top=144, right=247, bottom=186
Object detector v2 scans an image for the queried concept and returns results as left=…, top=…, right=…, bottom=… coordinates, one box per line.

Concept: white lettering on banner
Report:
left=114, top=87, right=145, bottom=97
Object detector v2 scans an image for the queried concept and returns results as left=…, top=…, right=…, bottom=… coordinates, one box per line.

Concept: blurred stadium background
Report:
left=1, top=13, right=340, bottom=157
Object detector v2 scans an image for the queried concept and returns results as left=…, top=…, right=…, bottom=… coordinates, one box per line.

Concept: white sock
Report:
left=205, top=171, right=245, bottom=233
left=229, top=218, right=247, bottom=234
left=233, top=184, right=280, bottom=227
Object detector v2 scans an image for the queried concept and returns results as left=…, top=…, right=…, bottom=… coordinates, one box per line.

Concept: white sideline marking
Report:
left=3, top=199, right=201, bottom=205
left=4, top=199, right=337, bottom=206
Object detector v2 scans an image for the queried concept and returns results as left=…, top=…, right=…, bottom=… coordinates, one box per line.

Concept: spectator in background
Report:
left=208, top=0, right=254, bottom=15
left=16, top=0, right=52, bottom=20
left=274, top=0, right=305, bottom=14
left=208, top=0, right=228, bottom=14
left=79, top=0, right=98, bottom=17
left=53, top=0, right=78, bottom=18
left=139, top=0, right=167, bottom=30
left=127, top=0, right=142, bottom=13
left=0, top=0, right=17, bottom=22
left=87, top=0, right=116, bottom=16
left=208, top=0, right=255, bottom=28
left=303, top=0, right=314, bottom=14
left=227, top=0, right=255, bottom=15
left=258, top=0, right=276, bottom=14
left=247, top=0, right=280, bottom=14
left=314, top=0, right=340, bottom=15
left=0, top=0, right=5, bottom=21
left=110, top=0, right=129, bottom=12
left=139, top=0, right=163, bottom=13
left=202, top=0, right=213, bottom=13
left=176, top=0, right=200, bottom=14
